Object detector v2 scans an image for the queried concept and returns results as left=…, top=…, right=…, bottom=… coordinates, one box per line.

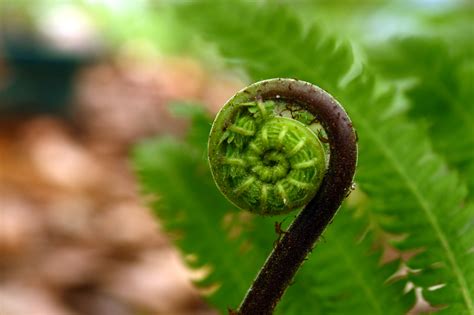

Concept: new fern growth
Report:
left=208, top=79, right=327, bottom=215
left=208, top=78, right=357, bottom=314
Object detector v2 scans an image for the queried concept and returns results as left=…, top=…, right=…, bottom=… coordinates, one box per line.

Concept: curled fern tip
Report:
left=208, top=78, right=357, bottom=314
left=208, top=79, right=327, bottom=215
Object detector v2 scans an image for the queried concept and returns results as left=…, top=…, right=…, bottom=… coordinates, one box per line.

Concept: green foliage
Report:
left=133, top=105, right=279, bottom=310
left=281, top=206, right=411, bottom=315
left=133, top=106, right=410, bottom=314
left=370, top=37, right=474, bottom=196
left=133, top=2, right=474, bottom=314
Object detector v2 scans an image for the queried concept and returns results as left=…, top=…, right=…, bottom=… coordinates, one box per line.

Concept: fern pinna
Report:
left=134, top=1, right=474, bottom=314
left=370, top=37, right=474, bottom=197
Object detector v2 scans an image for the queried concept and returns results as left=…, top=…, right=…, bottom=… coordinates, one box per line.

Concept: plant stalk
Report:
left=237, top=79, right=358, bottom=315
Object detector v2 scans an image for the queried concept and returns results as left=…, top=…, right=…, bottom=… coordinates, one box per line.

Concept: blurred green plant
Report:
left=370, top=37, right=474, bottom=196
left=133, top=1, right=473, bottom=314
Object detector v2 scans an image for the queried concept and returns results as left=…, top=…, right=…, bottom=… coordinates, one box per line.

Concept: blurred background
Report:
left=0, top=1, right=472, bottom=315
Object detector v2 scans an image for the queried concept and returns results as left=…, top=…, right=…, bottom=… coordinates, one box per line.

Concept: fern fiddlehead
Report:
left=208, top=82, right=327, bottom=215
left=208, top=78, right=358, bottom=314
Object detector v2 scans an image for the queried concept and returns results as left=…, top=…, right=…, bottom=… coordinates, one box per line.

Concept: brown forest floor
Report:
left=0, top=56, right=243, bottom=315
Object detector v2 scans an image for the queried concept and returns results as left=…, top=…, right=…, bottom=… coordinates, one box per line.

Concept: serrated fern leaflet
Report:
left=370, top=38, right=474, bottom=197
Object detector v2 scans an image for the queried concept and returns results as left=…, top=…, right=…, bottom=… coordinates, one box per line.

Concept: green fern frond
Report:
left=171, top=1, right=474, bottom=313
left=280, top=207, right=411, bottom=315
left=132, top=107, right=272, bottom=311
left=344, top=71, right=474, bottom=313
left=134, top=139, right=261, bottom=310
left=370, top=37, right=474, bottom=196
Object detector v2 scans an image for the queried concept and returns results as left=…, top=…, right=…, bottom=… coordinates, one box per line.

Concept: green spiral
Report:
left=208, top=79, right=327, bottom=215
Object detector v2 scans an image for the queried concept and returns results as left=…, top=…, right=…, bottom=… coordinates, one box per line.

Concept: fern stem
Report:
left=236, top=79, right=358, bottom=314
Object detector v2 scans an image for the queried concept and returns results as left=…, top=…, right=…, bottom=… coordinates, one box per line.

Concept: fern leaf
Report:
left=133, top=106, right=294, bottom=312
left=345, top=72, right=474, bottom=313
left=279, top=207, right=411, bottom=315
left=172, top=1, right=474, bottom=313
left=370, top=37, right=474, bottom=196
